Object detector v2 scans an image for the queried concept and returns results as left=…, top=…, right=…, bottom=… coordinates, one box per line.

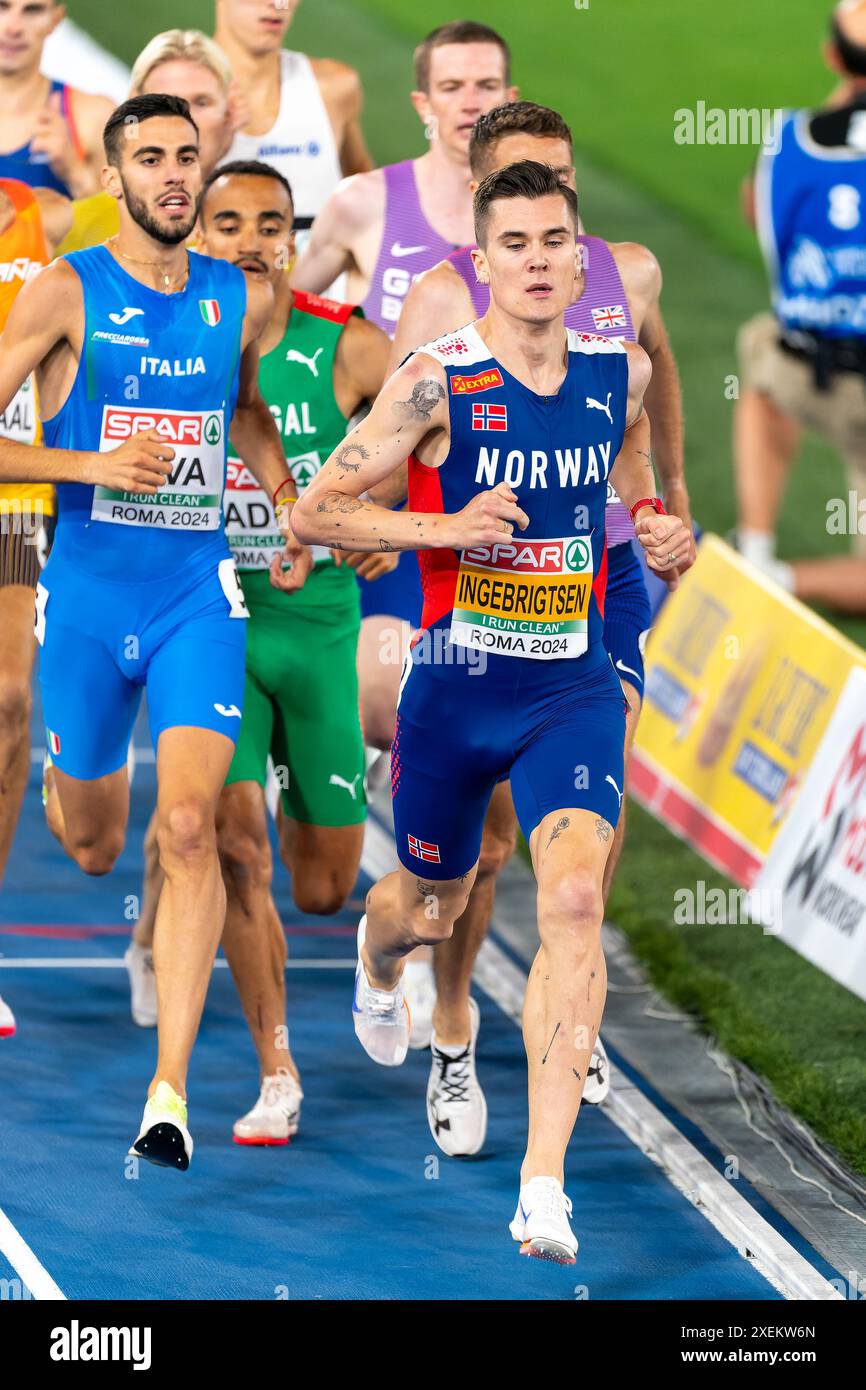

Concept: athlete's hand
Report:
left=662, top=483, right=697, bottom=573
left=88, top=430, right=175, bottom=494
left=270, top=504, right=313, bottom=593
left=635, top=512, right=693, bottom=591
left=445, top=482, right=530, bottom=550
left=30, top=92, right=81, bottom=190
left=332, top=548, right=400, bottom=580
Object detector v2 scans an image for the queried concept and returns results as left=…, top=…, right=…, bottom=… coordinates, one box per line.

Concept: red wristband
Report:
left=272, top=478, right=296, bottom=510
left=629, top=496, right=667, bottom=520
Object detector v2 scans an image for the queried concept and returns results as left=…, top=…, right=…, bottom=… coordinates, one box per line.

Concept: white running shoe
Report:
left=582, top=1035, right=610, bottom=1106
left=427, top=996, right=487, bottom=1156
left=0, top=994, right=16, bottom=1037
left=403, top=957, right=436, bottom=1050
left=352, top=915, right=410, bottom=1067
left=509, top=1176, right=578, bottom=1265
left=233, top=1068, right=303, bottom=1146
left=124, top=941, right=157, bottom=1028
left=129, top=1080, right=193, bottom=1171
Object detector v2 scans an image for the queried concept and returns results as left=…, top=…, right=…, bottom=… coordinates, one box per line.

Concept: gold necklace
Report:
left=108, top=237, right=189, bottom=291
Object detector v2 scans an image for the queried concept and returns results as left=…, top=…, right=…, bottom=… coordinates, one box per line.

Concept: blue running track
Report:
left=0, top=706, right=797, bottom=1300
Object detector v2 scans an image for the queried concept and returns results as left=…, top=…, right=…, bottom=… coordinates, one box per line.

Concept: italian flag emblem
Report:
left=199, top=299, right=221, bottom=327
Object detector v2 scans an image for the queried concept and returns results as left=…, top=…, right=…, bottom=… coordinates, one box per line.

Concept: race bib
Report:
left=91, top=406, right=225, bottom=530
left=450, top=534, right=594, bottom=660
left=224, top=452, right=329, bottom=569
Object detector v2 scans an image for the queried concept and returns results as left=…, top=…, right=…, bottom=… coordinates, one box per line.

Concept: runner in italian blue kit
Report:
left=384, top=101, right=695, bottom=1158
left=294, top=161, right=690, bottom=1263
left=0, top=94, right=306, bottom=1168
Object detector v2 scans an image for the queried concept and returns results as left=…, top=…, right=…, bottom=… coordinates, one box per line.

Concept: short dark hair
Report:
left=469, top=101, right=573, bottom=179
left=413, top=21, right=510, bottom=91
left=473, top=159, right=579, bottom=247
left=830, top=11, right=866, bottom=77
left=103, top=93, right=199, bottom=166
left=200, top=159, right=295, bottom=219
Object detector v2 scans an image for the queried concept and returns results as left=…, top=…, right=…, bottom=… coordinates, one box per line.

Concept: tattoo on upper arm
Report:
left=392, top=378, right=445, bottom=428
left=335, top=441, right=370, bottom=473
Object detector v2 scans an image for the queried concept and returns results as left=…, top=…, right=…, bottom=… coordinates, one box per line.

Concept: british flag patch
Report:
left=408, top=834, right=441, bottom=863
left=591, top=304, right=627, bottom=331
left=471, top=402, right=508, bottom=431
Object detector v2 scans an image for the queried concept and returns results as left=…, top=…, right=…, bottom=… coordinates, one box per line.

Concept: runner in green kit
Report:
left=130, top=161, right=391, bottom=1143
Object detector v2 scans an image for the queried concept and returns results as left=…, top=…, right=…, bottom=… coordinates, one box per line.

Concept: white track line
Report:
left=0, top=1205, right=66, bottom=1300
left=0, top=958, right=355, bottom=970
left=361, top=809, right=841, bottom=1301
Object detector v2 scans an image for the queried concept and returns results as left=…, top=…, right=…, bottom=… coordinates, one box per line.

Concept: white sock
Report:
left=737, top=528, right=776, bottom=567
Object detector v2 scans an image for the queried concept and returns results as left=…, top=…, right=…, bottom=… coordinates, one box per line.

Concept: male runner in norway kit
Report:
left=294, top=20, right=517, bottom=747
left=295, top=161, right=689, bottom=1263
left=0, top=94, right=306, bottom=1168
left=131, top=160, right=390, bottom=1144
left=384, top=101, right=695, bottom=1155
left=0, top=177, right=71, bottom=1040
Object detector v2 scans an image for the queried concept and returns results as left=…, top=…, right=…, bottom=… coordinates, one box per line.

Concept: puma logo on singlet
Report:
left=605, top=774, right=624, bottom=808
left=285, top=346, right=324, bottom=377
left=330, top=772, right=362, bottom=800
left=109, top=306, right=145, bottom=326
left=214, top=703, right=242, bottom=718
left=586, top=392, right=613, bottom=424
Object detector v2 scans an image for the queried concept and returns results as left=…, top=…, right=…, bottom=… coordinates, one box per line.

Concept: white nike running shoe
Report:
left=124, top=940, right=157, bottom=1028
left=0, top=994, right=16, bottom=1037
left=352, top=915, right=410, bottom=1067
left=582, top=1035, right=610, bottom=1105
left=509, top=1176, right=578, bottom=1265
left=403, top=957, right=436, bottom=1049
left=129, top=1080, right=193, bottom=1171
left=233, top=1068, right=303, bottom=1146
left=427, top=996, right=487, bottom=1156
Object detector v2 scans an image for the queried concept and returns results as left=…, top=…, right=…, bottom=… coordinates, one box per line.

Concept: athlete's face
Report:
left=0, top=0, right=63, bottom=77
left=140, top=61, right=232, bottom=178
left=107, top=115, right=201, bottom=247
left=477, top=134, right=575, bottom=193
left=412, top=43, right=517, bottom=158
left=217, top=0, right=296, bottom=56
left=473, top=192, right=580, bottom=325
left=199, top=173, right=295, bottom=285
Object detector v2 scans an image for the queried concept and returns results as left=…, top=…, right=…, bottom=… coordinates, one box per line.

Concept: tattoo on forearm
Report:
left=541, top=1022, right=561, bottom=1065
left=595, top=817, right=612, bottom=842
left=392, top=378, right=445, bottom=426
left=335, top=441, right=369, bottom=473
left=315, top=494, right=364, bottom=514
left=545, top=815, right=570, bottom=849
left=637, top=449, right=654, bottom=469
left=378, top=538, right=396, bottom=552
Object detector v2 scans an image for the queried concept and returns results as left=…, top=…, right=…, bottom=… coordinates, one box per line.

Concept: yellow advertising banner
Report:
left=631, top=535, right=866, bottom=885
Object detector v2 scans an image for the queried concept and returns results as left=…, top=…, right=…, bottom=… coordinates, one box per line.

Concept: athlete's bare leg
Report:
left=217, top=781, right=299, bottom=1082
left=734, top=388, right=802, bottom=538
left=150, top=726, right=235, bottom=1099
left=362, top=862, right=478, bottom=990
left=133, top=808, right=161, bottom=949
left=278, top=815, right=364, bottom=916
left=432, top=779, right=517, bottom=1045
left=356, top=614, right=409, bottom=752
left=791, top=555, right=866, bottom=614
left=602, top=681, right=641, bottom=903
left=45, top=762, right=129, bottom=876
left=0, top=587, right=37, bottom=881
left=522, top=807, right=613, bottom=1183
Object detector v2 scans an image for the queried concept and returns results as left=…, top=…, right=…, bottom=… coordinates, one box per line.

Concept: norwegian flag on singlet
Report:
left=471, top=402, right=508, bottom=431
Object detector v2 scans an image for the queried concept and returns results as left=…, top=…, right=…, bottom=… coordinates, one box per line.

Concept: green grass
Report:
left=71, top=0, right=866, bottom=1167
